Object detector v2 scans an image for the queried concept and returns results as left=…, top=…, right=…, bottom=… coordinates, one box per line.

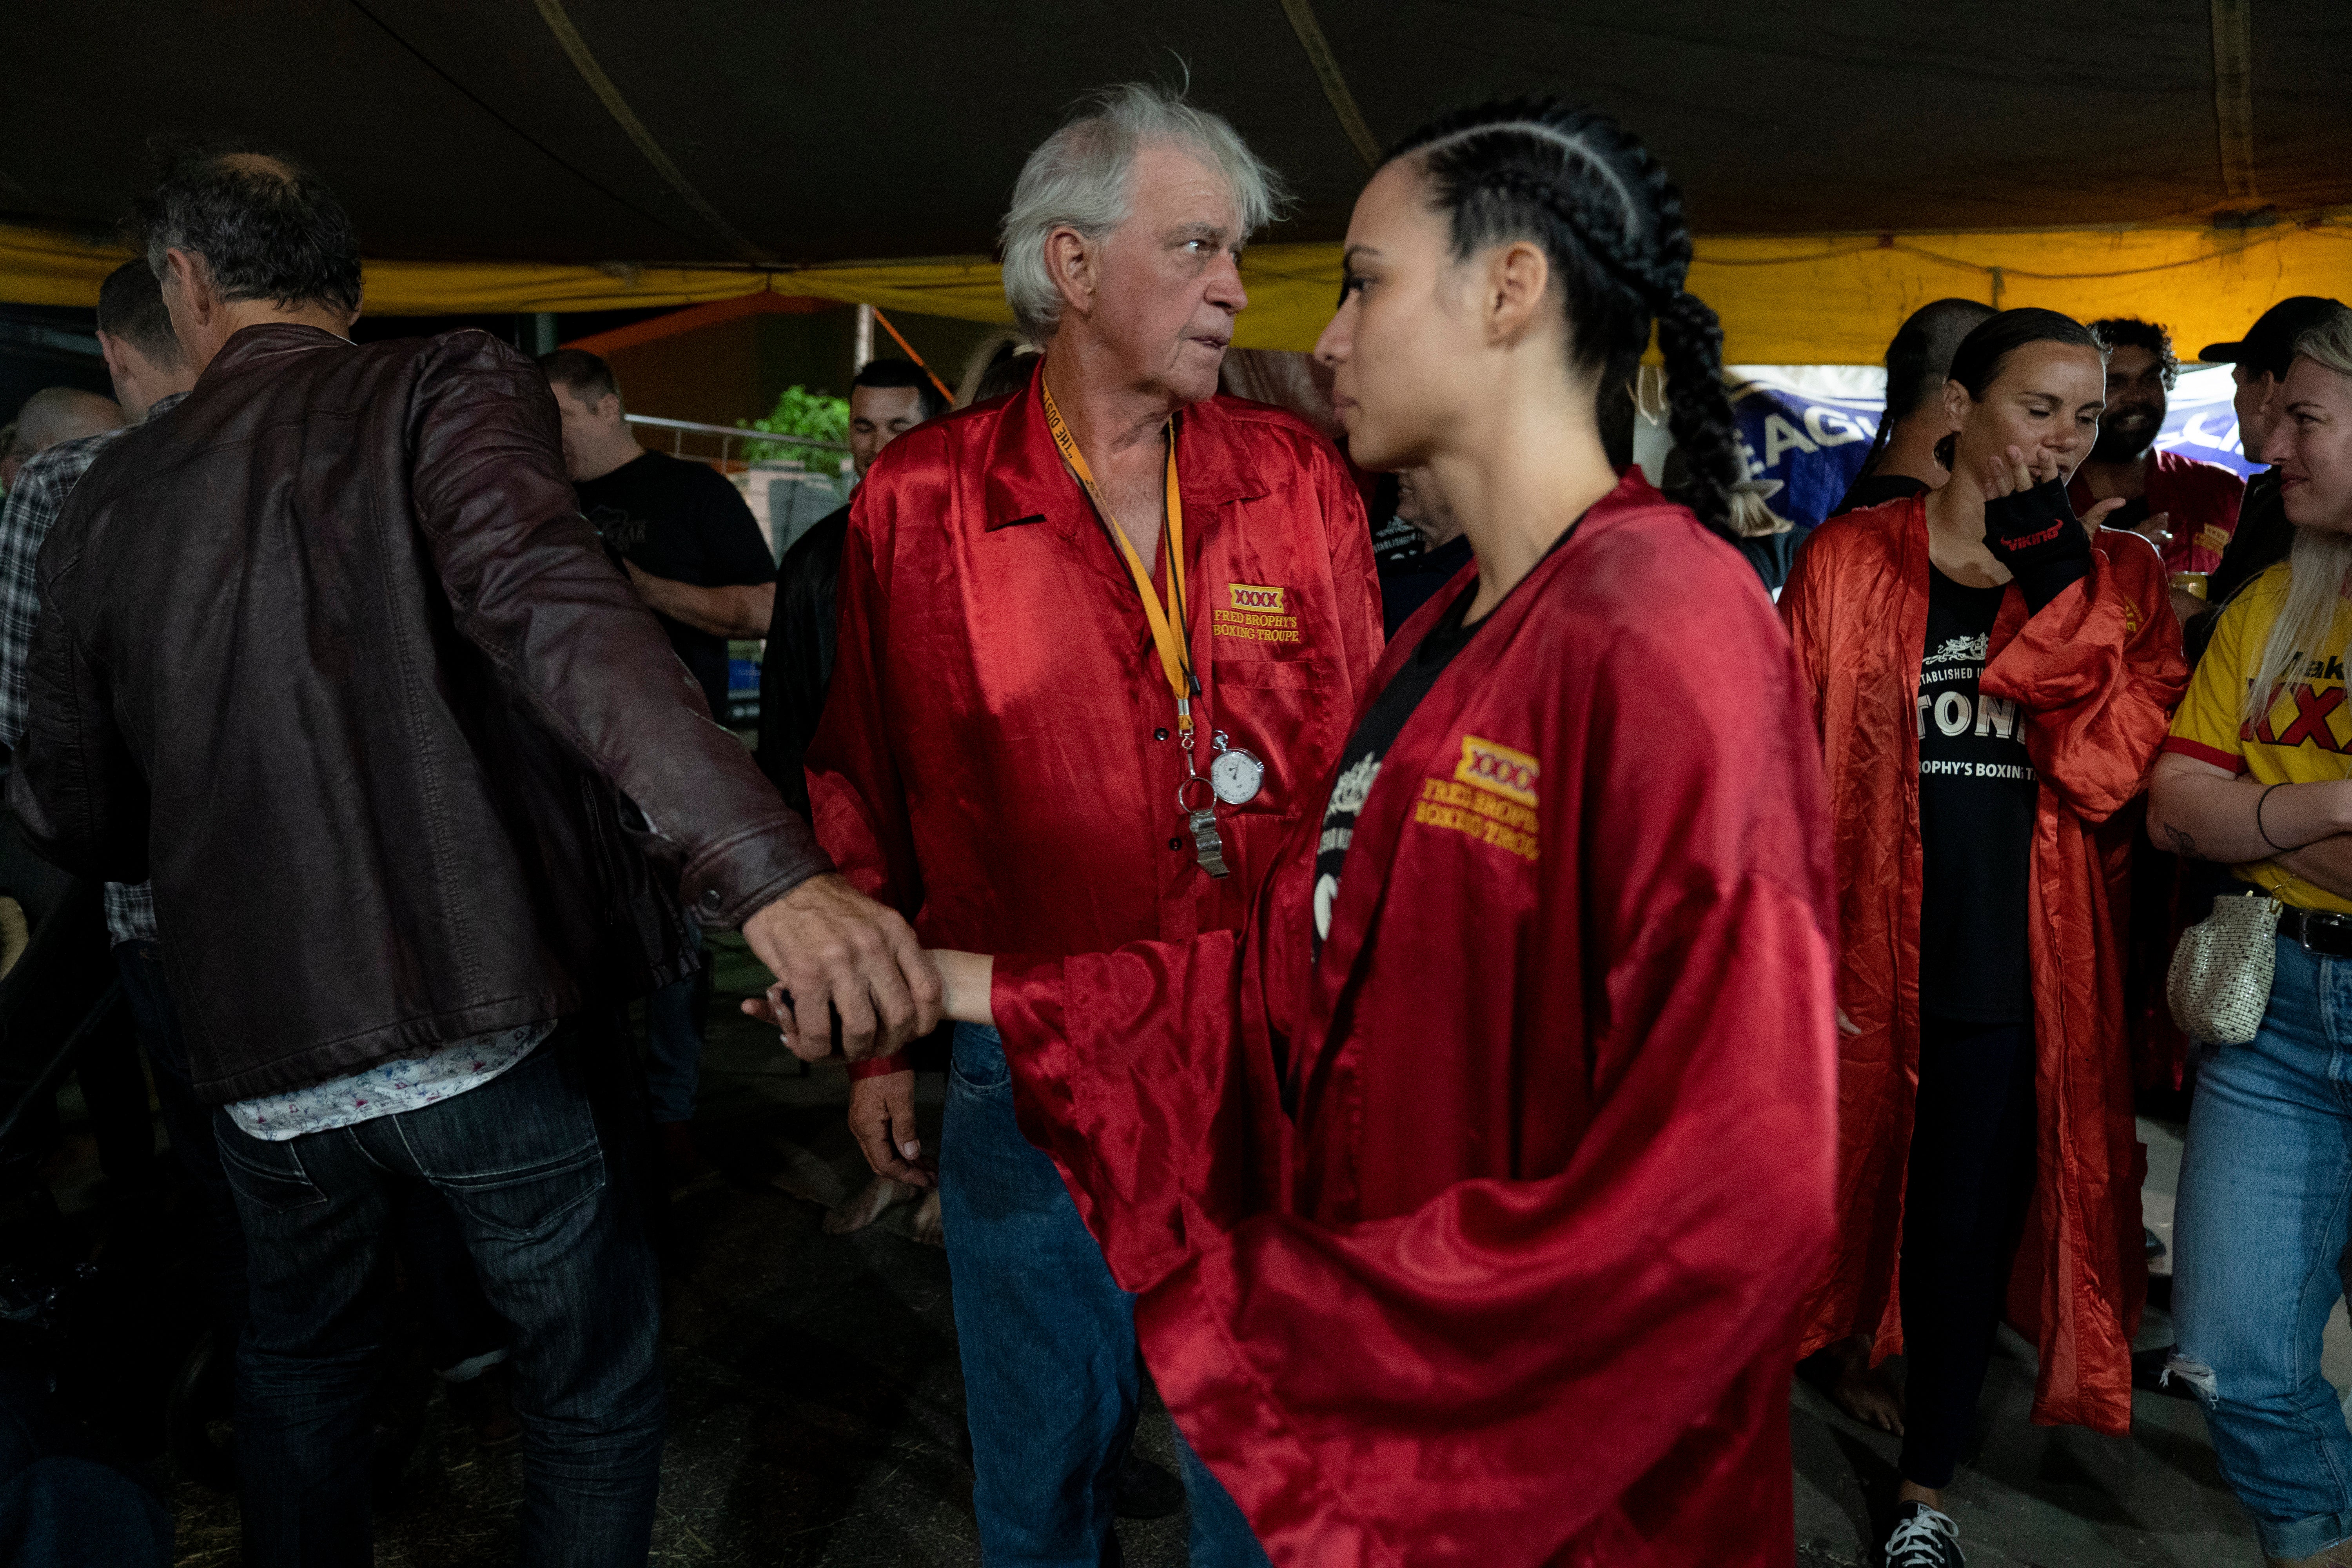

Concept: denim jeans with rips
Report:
left=939, top=1022, right=1270, bottom=1568
left=2175, top=934, right=2352, bottom=1562
left=214, top=1025, right=664, bottom=1568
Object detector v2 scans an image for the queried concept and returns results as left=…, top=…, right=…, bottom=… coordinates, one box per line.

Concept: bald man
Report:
left=11, top=387, right=124, bottom=456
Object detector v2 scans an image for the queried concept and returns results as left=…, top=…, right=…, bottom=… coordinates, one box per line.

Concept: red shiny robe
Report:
left=2066, top=448, right=2246, bottom=576
left=806, top=366, right=1383, bottom=965
left=1780, top=497, right=2188, bottom=1433
left=992, top=474, right=1840, bottom=1566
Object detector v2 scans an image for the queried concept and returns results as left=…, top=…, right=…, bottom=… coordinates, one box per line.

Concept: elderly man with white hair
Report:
left=799, top=82, right=1380, bottom=1565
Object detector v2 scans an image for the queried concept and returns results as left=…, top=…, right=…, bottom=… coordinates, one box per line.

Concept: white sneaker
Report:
left=1882, top=1501, right=1966, bottom=1568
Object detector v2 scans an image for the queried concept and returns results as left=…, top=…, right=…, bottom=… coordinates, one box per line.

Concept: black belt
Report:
left=2278, top=904, right=2352, bottom=959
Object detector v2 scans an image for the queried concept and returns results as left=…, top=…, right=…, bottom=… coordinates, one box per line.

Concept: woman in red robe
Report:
left=911, top=102, right=1841, bottom=1566
left=1780, top=310, right=2187, bottom=1567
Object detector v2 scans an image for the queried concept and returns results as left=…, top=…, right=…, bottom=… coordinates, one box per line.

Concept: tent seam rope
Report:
left=2210, top=0, right=2260, bottom=203
left=529, top=0, right=772, bottom=265
left=1277, top=0, right=1382, bottom=169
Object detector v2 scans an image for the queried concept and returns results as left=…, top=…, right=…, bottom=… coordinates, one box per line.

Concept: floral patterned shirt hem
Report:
left=225, top=1022, right=557, bottom=1142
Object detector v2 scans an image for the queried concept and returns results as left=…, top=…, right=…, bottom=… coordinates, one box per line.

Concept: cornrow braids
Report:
left=1385, top=100, right=1744, bottom=536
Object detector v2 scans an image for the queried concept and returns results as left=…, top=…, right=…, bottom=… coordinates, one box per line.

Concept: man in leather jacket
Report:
left=6, top=148, right=938, bottom=1567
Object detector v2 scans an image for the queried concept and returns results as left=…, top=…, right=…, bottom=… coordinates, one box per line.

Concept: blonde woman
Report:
left=2148, top=303, right=2352, bottom=1568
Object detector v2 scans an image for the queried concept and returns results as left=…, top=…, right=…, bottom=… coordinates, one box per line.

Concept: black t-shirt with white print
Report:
left=1312, top=581, right=1483, bottom=962
left=1917, top=567, right=2039, bottom=1023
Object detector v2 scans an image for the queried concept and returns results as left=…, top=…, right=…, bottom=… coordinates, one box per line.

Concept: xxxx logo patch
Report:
left=1413, top=734, right=1541, bottom=863
left=1453, top=735, right=1540, bottom=808
left=1213, top=583, right=1302, bottom=645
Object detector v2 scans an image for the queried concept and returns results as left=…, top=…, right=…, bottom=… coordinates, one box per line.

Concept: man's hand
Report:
left=739, top=873, right=942, bottom=1062
left=2132, top=509, right=2174, bottom=554
left=848, top=1069, right=933, bottom=1187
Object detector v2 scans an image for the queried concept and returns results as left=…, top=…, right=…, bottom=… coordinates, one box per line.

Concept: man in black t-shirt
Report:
left=539, top=349, right=776, bottom=721
left=538, top=348, right=778, bottom=1187
left=2193, top=296, right=2348, bottom=644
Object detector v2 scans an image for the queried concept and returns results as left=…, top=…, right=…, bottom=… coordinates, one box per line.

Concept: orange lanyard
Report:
left=1040, top=376, right=1199, bottom=746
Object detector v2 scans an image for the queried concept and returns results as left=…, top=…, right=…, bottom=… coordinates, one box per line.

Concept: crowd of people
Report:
left=1, top=76, right=2349, bottom=1568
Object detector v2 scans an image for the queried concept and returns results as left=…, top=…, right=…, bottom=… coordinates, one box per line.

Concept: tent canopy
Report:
left=4, top=1, right=2347, bottom=361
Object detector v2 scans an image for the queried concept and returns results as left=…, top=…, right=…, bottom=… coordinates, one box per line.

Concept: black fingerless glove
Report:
left=1983, top=478, right=2092, bottom=613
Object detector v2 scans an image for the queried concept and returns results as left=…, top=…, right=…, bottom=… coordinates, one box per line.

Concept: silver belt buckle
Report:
left=2298, top=908, right=2349, bottom=955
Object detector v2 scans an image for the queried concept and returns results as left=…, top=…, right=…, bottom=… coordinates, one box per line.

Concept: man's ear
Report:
left=1485, top=240, right=1552, bottom=348
left=595, top=393, right=624, bottom=423
left=1044, top=227, right=1096, bottom=323
left=96, top=330, right=127, bottom=384
left=163, top=249, right=212, bottom=324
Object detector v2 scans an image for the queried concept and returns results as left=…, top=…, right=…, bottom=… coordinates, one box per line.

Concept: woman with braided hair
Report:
left=1781, top=310, right=2187, bottom=1566
left=900, top=99, right=1840, bottom=1564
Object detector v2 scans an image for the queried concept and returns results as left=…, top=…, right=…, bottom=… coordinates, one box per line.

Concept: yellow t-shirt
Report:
left=2167, top=563, right=2352, bottom=912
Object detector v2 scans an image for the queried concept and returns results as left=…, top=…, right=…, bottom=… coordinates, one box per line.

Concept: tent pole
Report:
left=852, top=304, right=874, bottom=375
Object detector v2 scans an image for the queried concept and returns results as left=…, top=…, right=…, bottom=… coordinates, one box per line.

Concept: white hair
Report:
left=2243, top=306, right=2352, bottom=731
left=999, top=82, right=1289, bottom=345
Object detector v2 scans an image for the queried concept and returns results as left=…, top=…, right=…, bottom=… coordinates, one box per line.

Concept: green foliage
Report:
left=737, top=386, right=850, bottom=466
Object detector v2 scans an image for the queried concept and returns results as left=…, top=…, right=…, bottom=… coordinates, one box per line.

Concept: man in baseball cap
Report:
left=2195, top=296, right=2349, bottom=628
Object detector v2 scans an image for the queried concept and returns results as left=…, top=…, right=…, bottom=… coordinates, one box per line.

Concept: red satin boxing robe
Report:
left=991, top=473, right=1841, bottom=1567
left=806, top=362, right=1383, bottom=991
left=1780, top=496, right=2188, bottom=1434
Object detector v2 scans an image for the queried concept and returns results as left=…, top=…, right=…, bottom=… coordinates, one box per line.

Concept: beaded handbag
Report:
left=2167, top=891, right=2283, bottom=1045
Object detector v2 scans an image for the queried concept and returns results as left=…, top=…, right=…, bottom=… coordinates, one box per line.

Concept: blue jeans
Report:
left=644, top=913, right=703, bottom=1122
left=2176, top=935, right=2352, bottom=1561
left=940, top=1022, right=1269, bottom=1568
left=216, top=1027, right=664, bottom=1568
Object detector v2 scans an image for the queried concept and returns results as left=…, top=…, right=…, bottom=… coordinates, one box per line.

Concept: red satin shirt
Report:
left=806, top=364, right=1383, bottom=992
left=2066, top=447, right=2246, bottom=576
left=993, top=476, right=1842, bottom=1565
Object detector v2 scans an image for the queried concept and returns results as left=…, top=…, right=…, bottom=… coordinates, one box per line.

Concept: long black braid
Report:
left=1384, top=100, right=1744, bottom=537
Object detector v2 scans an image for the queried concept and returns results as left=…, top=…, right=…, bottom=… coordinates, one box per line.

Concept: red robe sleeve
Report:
left=804, top=493, right=923, bottom=916
left=1983, top=534, right=2190, bottom=823
left=994, top=590, right=1839, bottom=1563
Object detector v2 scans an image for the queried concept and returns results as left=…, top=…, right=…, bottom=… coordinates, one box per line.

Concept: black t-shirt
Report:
left=1831, top=471, right=1930, bottom=517
left=1377, top=533, right=1474, bottom=639
left=573, top=450, right=777, bottom=718
left=755, top=502, right=852, bottom=815
left=1917, top=567, right=2039, bottom=1022
left=1314, top=581, right=1484, bottom=961
left=2195, top=468, right=2290, bottom=661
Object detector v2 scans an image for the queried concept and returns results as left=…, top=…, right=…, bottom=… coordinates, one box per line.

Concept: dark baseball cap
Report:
left=2200, top=296, right=2348, bottom=377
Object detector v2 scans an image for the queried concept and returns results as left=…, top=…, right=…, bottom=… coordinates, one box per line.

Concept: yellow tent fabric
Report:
left=7, top=218, right=2346, bottom=365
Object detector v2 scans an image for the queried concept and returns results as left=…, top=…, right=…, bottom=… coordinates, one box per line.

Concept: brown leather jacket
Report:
left=8, top=324, right=829, bottom=1103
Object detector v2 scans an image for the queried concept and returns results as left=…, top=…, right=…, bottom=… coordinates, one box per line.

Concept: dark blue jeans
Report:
left=643, top=914, right=703, bottom=1123
left=940, top=1022, right=1269, bottom=1568
left=215, top=1028, right=664, bottom=1568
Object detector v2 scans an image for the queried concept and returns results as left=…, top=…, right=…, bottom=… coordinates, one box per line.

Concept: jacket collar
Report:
left=200, top=322, right=352, bottom=385
left=980, top=356, right=1270, bottom=539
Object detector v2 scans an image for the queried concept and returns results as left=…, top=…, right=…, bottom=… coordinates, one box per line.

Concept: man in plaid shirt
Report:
left=0, top=259, right=220, bottom=1309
